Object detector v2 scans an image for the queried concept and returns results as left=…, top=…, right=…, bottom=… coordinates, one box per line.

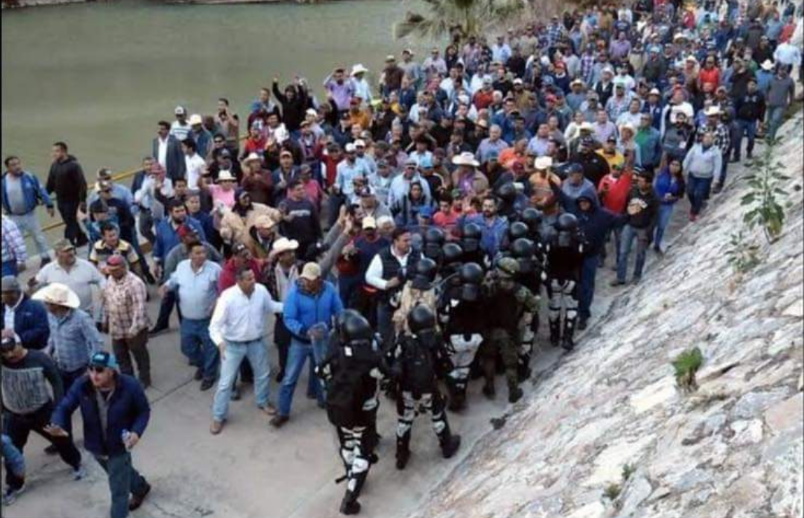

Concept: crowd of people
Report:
left=2, top=0, right=802, bottom=515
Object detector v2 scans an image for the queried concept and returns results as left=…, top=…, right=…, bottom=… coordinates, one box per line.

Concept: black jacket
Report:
left=151, top=135, right=186, bottom=181
left=625, top=186, right=660, bottom=230
left=735, top=92, right=766, bottom=122
left=46, top=155, right=87, bottom=203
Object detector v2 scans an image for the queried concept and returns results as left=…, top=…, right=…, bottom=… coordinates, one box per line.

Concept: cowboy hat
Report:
left=704, top=106, right=722, bottom=117
left=254, top=215, right=277, bottom=230
left=272, top=237, right=299, bottom=254
left=244, top=152, right=262, bottom=163
left=761, top=59, right=775, bottom=71
left=217, top=170, right=237, bottom=182
left=452, top=152, right=480, bottom=167
left=351, top=64, right=369, bottom=76
left=188, top=114, right=203, bottom=126
left=534, top=156, right=553, bottom=170
left=32, top=283, right=80, bottom=309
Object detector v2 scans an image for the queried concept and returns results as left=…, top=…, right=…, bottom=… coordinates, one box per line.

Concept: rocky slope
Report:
left=408, top=112, right=804, bottom=518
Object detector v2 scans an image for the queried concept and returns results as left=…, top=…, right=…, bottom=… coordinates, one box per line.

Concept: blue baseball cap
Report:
left=89, top=351, right=119, bottom=371
left=418, top=206, right=435, bottom=219
left=419, top=156, right=434, bottom=169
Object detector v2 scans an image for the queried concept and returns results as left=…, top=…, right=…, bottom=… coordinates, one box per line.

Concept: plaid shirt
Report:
left=698, top=122, right=731, bottom=156
left=47, top=308, right=103, bottom=372
left=103, top=272, right=150, bottom=339
left=1, top=216, right=27, bottom=265
left=580, top=54, right=596, bottom=84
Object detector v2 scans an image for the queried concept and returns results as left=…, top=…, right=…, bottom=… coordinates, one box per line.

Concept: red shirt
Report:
left=473, top=90, right=495, bottom=110
left=598, top=171, right=633, bottom=214
left=698, top=67, right=720, bottom=90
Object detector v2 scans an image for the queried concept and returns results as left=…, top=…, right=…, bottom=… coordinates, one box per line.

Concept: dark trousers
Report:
left=112, top=329, right=151, bottom=385
left=578, top=254, right=599, bottom=320
left=59, top=366, right=88, bottom=435
left=94, top=452, right=149, bottom=518
left=687, top=174, right=713, bottom=216
left=274, top=315, right=291, bottom=380
left=153, top=289, right=181, bottom=330
left=338, top=274, right=361, bottom=309
left=5, top=403, right=82, bottom=479
left=57, top=200, right=88, bottom=247
left=734, top=119, right=757, bottom=159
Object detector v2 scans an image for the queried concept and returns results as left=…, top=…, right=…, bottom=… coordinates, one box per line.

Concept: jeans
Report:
left=600, top=225, right=622, bottom=265
left=654, top=203, right=675, bottom=249
left=338, top=274, right=361, bottom=309
left=57, top=200, right=88, bottom=247
left=578, top=254, right=598, bottom=320
left=617, top=225, right=650, bottom=282
left=4, top=403, right=82, bottom=476
left=8, top=212, right=50, bottom=259
left=766, top=106, right=786, bottom=141
left=2, top=434, right=25, bottom=490
left=734, top=119, right=757, bottom=159
left=277, top=338, right=327, bottom=417
left=687, top=174, right=713, bottom=216
left=212, top=338, right=271, bottom=422
left=93, top=452, right=149, bottom=518
left=2, top=260, right=17, bottom=277
left=180, top=318, right=219, bottom=381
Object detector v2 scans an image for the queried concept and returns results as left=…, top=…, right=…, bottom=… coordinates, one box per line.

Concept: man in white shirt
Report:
left=209, top=267, right=283, bottom=435
left=33, top=239, right=105, bottom=318
left=182, top=139, right=206, bottom=190
left=170, top=106, right=191, bottom=142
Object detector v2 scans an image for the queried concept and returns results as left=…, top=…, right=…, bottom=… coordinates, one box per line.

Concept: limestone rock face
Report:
left=407, top=112, right=804, bottom=518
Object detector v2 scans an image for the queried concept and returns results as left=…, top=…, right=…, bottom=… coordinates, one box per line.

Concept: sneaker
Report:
left=577, top=318, right=588, bottom=331
left=73, top=465, right=87, bottom=480
left=270, top=415, right=289, bottom=428
left=632, top=277, right=642, bottom=286
left=689, top=213, right=698, bottom=222
left=128, top=482, right=151, bottom=511
left=261, top=403, right=278, bottom=416
left=610, top=279, right=626, bottom=287
left=200, top=378, right=216, bottom=392
left=2, top=485, right=25, bottom=506
left=210, top=420, right=224, bottom=435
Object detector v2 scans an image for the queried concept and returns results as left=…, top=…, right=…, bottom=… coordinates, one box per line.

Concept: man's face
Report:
left=641, top=115, right=652, bottom=128
left=637, top=176, right=650, bottom=190
left=489, top=127, right=501, bottom=141
left=280, top=154, right=293, bottom=168
left=290, top=184, right=305, bottom=201
left=103, top=229, right=119, bottom=247
left=301, top=277, right=322, bottom=293
left=6, top=158, right=22, bottom=175
left=482, top=199, right=496, bottom=218
left=171, top=206, right=187, bottom=224
left=569, top=172, right=584, bottom=186
left=394, top=233, right=412, bottom=255
left=748, top=81, right=757, bottom=93
left=260, top=89, right=270, bottom=103
left=190, top=245, right=207, bottom=265
left=157, top=125, right=169, bottom=138
left=108, top=263, right=127, bottom=280
left=334, top=71, right=344, bottom=84
left=2, top=290, right=20, bottom=307
left=237, top=270, right=256, bottom=295
left=57, top=248, right=77, bottom=266
left=51, top=146, right=65, bottom=162
left=89, top=366, right=114, bottom=388
left=579, top=199, right=592, bottom=212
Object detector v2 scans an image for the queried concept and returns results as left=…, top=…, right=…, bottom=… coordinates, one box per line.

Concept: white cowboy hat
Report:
left=534, top=156, right=553, bottom=170
left=761, top=59, right=775, bottom=71
left=217, top=170, right=237, bottom=182
left=704, top=106, right=722, bottom=117
left=244, top=153, right=262, bottom=163
left=452, top=152, right=480, bottom=167
left=579, top=121, right=595, bottom=132
left=272, top=237, right=299, bottom=254
left=254, top=215, right=277, bottom=230
left=32, top=283, right=80, bottom=309
left=188, top=114, right=203, bottom=126
left=351, top=64, right=369, bottom=76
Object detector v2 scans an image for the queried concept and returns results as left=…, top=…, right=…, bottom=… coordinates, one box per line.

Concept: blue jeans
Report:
left=654, top=203, right=675, bottom=249
left=766, top=106, right=786, bottom=141
left=686, top=174, right=713, bottom=216
left=94, top=452, right=149, bottom=518
left=578, top=254, right=598, bottom=320
left=180, top=318, right=219, bottom=381
left=734, top=119, right=757, bottom=159
left=2, top=434, right=25, bottom=490
left=212, top=338, right=271, bottom=422
left=59, top=366, right=87, bottom=436
left=277, top=338, right=327, bottom=417
left=2, top=260, right=17, bottom=277
left=8, top=212, right=50, bottom=259
left=617, top=225, right=650, bottom=282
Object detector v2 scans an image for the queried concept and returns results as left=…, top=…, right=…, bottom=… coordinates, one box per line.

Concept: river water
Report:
left=1, top=0, right=424, bottom=181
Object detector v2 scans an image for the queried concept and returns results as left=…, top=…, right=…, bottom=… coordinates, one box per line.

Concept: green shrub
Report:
left=673, top=347, right=704, bottom=394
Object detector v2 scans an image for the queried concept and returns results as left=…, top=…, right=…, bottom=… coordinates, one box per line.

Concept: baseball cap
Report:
left=89, top=351, right=119, bottom=371
left=106, top=255, right=126, bottom=268
left=418, top=206, right=434, bottom=219
left=174, top=106, right=187, bottom=115
left=300, top=262, right=321, bottom=281
left=362, top=216, right=377, bottom=230
left=177, top=224, right=198, bottom=239
left=1, top=276, right=21, bottom=293
left=53, top=239, right=76, bottom=253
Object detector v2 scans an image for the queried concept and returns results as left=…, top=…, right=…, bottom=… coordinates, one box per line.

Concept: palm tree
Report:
left=394, top=0, right=529, bottom=41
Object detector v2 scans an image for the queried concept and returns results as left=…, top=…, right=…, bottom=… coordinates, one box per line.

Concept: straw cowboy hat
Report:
left=452, top=152, right=480, bottom=167
left=761, top=59, right=775, bottom=71
left=32, top=283, right=80, bottom=309
left=351, top=64, right=370, bottom=76
left=216, top=170, right=237, bottom=182
left=534, top=156, right=553, bottom=170
left=272, top=237, right=299, bottom=254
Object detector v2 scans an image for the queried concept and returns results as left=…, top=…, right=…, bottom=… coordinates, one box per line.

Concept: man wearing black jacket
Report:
left=46, top=142, right=88, bottom=247
left=612, top=169, right=659, bottom=286
left=278, top=179, right=322, bottom=260
left=733, top=78, right=766, bottom=162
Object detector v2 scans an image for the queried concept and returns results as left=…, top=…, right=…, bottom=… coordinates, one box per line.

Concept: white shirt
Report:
left=365, top=246, right=412, bottom=291
left=209, top=283, right=283, bottom=346
left=35, top=259, right=106, bottom=313
left=184, top=153, right=206, bottom=190
left=157, top=137, right=169, bottom=168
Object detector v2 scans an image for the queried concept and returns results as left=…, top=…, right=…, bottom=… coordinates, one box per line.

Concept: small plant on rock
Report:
left=726, top=231, right=762, bottom=274
left=622, top=463, right=636, bottom=482
left=603, top=482, right=622, bottom=501
left=673, top=347, right=704, bottom=394
left=741, top=142, right=790, bottom=243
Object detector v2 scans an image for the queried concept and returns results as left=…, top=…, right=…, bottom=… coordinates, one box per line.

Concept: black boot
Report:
left=440, top=434, right=462, bottom=459
left=340, top=494, right=362, bottom=515
left=395, top=446, right=410, bottom=470
left=549, top=319, right=561, bottom=347
left=562, top=317, right=577, bottom=351
left=508, top=386, right=524, bottom=404
left=517, top=353, right=532, bottom=382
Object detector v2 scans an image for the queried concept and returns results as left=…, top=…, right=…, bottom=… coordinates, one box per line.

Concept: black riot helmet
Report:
left=441, top=242, right=464, bottom=266
left=508, top=221, right=529, bottom=242
left=408, top=304, right=437, bottom=334
left=411, top=257, right=438, bottom=290
left=461, top=222, right=482, bottom=253
left=459, top=262, right=484, bottom=302
left=496, top=182, right=517, bottom=203
left=511, top=238, right=536, bottom=274
left=336, top=309, right=366, bottom=342
left=342, top=313, right=374, bottom=343
left=423, top=227, right=446, bottom=262
left=521, top=208, right=543, bottom=233
left=554, top=212, right=579, bottom=248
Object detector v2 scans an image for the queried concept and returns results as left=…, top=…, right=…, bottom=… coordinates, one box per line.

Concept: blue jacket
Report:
left=460, top=213, right=508, bottom=259
left=1, top=295, right=49, bottom=350
left=654, top=168, right=686, bottom=206
left=52, top=373, right=150, bottom=457
left=2, top=171, right=53, bottom=215
left=283, top=280, right=344, bottom=343
left=576, top=197, right=627, bottom=256
left=153, top=216, right=206, bottom=266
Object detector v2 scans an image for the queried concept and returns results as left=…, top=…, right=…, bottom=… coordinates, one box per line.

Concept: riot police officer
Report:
left=544, top=213, right=585, bottom=351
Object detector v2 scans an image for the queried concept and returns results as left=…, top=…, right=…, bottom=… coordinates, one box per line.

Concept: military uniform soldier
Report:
left=479, top=258, right=539, bottom=404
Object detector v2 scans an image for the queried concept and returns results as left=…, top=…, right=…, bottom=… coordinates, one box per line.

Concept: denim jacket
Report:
left=2, top=171, right=53, bottom=215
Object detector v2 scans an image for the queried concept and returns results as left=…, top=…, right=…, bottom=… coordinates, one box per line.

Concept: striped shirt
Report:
left=47, top=308, right=103, bottom=373
left=1, top=216, right=27, bottom=265
left=103, top=272, right=151, bottom=339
